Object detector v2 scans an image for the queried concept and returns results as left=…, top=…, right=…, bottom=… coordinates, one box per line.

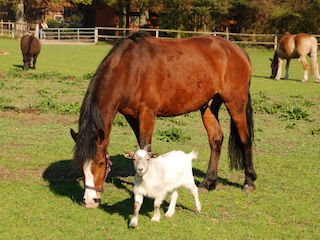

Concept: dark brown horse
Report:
left=20, top=34, right=41, bottom=70
left=270, top=33, right=320, bottom=82
left=71, top=32, right=256, bottom=208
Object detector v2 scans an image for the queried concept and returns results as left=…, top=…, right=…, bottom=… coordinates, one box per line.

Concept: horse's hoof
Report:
left=243, top=184, right=255, bottom=193
left=198, top=187, right=208, bottom=193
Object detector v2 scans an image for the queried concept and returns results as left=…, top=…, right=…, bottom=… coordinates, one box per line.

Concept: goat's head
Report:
left=124, top=145, right=157, bottom=176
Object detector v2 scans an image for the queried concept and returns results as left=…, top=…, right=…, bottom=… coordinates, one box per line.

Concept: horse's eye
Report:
left=98, top=161, right=105, bottom=167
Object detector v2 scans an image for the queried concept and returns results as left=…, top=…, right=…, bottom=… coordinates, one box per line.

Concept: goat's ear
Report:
left=124, top=151, right=135, bottom=159
left=70, top=128, right=78, bottom=142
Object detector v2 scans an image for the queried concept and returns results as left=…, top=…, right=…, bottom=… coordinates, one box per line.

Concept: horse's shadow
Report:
left=42, top=154, right=242, bottom=223
left=13, top=64, right=24, bottom=70
left=251, top=74, right=302, bottom=82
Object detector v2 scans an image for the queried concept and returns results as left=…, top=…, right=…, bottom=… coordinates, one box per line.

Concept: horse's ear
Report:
left=70, top=129, right=78, bottom=142
left=96, top=129, right=105, bottom=145
left=124, top=151, right=135, bottom=159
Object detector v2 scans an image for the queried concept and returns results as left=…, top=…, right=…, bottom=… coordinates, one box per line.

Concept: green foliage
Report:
left=156, top=127, right=191, bottom=143
left=113, top=114, right=129, bottom=126
left=253, top=92, right=314, bottom=121
left=310, top=127, right=320, bottom=135
left=30, top=97, right=80, bottom=115
left=0, top=96, right=16, bottom=110
left=279, top=106, right=311, bottom=121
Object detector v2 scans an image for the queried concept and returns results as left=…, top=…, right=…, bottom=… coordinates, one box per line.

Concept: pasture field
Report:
left=0, top=37, right=319, bottom=239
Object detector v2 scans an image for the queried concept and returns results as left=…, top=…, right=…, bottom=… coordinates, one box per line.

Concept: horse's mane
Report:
left=73, top=32, right=149, bottom=168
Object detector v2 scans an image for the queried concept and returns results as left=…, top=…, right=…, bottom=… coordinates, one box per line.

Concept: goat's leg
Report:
left=190, top=184, right=201, bottom=213
left=129, top=194, right=143, bottom=228
left=151, top=197, right=163, bottom=222
left=164, top=190, right=178, bottom=217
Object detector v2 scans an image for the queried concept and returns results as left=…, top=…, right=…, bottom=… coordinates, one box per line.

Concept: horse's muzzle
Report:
left=83, top=198, right=101, bottom=208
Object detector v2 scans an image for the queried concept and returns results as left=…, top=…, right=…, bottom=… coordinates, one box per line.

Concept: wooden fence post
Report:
left=94, top=27, right=98, bottom=44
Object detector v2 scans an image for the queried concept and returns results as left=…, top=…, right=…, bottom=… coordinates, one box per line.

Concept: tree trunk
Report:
left=139, top=6, right=148, bottom=27
left=15, top=0, right=25, bottom=39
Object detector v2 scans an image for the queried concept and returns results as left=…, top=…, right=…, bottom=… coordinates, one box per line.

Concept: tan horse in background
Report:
left=270, top=33, right=320, bottom=82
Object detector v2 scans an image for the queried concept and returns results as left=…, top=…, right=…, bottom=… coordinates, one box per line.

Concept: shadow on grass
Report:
left=192, top=168, right=243, bottom=189
left=252, top=74, right=302, bottom=82
left=42, top=154, right=242, bottom=223
left=42, top=154, right=135, bottom=206
left=42, top=159, right=83, bottom=204
left=13, top=64, right=24, bottom=70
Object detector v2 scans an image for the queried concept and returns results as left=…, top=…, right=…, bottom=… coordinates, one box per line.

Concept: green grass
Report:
left=0, top=38, right=320, bottom=239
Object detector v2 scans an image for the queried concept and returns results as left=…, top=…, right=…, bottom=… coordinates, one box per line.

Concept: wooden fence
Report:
left=2, top=20, right=320, bottom=49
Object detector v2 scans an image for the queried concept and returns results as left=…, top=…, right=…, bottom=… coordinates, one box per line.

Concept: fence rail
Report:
left=2, top=20, right=320, bottom=49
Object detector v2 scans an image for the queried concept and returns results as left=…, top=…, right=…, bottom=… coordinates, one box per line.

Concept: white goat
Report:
left=124, top=147, right=201, bottom=228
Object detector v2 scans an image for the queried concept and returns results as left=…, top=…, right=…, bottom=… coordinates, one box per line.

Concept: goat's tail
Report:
left=188, top=150, right=198, bottom=161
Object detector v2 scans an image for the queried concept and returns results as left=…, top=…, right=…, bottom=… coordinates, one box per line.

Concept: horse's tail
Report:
left=309, top=36, right=319, bottom=76
left=228, top=91, right=254, bottom=170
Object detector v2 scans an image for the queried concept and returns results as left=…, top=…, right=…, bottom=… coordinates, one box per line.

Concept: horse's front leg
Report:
left=275, top=58, right=283, bottom=80
left=300, top=56, right=308, bottom=82
left=198, top=106, right=223, bottom=192
left=284, top=59, right=290, bottom=79
left=138, top=109, right=155, bottom=151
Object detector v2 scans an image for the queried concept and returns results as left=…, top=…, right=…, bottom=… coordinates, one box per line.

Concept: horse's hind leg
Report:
left=225, top=98, right=257, bottom=192
left=299, top=56, right=308, bottom=82
left=32, top=55, right=38, bottom=69
left=284, top=59, right=290, bottom=79
left=198, top=99, right=223, bottom=192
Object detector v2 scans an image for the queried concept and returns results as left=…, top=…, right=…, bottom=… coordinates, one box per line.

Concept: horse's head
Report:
left=23, top=53, right=31, bottom=70
left=71, top=128, right=112, bottom=208
left=270, top=55, right=278, bottom=79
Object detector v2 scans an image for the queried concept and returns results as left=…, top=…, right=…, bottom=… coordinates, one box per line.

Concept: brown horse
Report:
left=20, top=34, right=41, bottom=70
left=71, top=32, right=256, bottom=208
left=270, top=33, right=320, bottom=82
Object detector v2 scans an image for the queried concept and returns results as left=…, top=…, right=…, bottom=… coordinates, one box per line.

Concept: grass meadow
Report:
left=0, top=37, right=319, bottom=239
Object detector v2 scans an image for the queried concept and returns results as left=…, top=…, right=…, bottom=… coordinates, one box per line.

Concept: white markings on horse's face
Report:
left=83, top=160, right=100, bottom=208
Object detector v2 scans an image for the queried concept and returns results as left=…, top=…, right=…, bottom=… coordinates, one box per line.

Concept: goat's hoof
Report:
left=243, top=184, right=255, bottom=193
left=195, top=205, right=201, bottom=213
left=164, top=211, right=174, bottom=218
left=151, top=217, right=160, bottom=222
left=129, top=219, right=138, bottom=228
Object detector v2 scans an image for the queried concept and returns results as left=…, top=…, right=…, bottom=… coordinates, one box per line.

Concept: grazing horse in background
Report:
left=270, top=33, right=320, bottom=82
left=71, top=32, right=256, bottom=208
left=20, top=34, right=41, bottom=70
